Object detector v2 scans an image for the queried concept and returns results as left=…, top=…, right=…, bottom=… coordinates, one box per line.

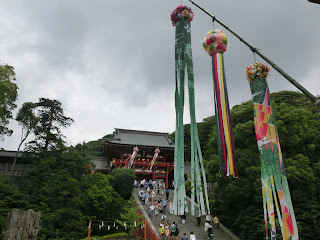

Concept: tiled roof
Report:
left=106, top=128, right=175, bottom=148
left=0, top=150, right=23, bottom=158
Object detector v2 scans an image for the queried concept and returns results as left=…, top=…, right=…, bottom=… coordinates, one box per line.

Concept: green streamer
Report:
left=172, top=8, right=210, bottom=216
left=247, top=63, right=298, bottom=239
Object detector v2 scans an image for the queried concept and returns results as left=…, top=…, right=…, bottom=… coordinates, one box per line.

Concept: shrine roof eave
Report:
left=105, top=128, right=175, bottom=149
left=0, top=150, right=23, bottom=158
left=105, top=142, right=174, bottom=150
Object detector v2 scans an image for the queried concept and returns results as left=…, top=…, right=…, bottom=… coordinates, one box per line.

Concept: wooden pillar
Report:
left=88, top=219, right=92, bottom=240
left=165, top=170, right=169, bottom=189
left=144, top=219, right=147, bottom=240
left=152, top=170, right=156, bottom=181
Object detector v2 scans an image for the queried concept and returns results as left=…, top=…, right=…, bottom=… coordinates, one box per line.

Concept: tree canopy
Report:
left=0, top=63, right=18, bottom=138
left=25, top=98, right=74, bottom=155
left=1, top=98, right=139, bottom=239
left=10, top=102, right=38, bottom=176
left=197, top=91, right=320, bottom=240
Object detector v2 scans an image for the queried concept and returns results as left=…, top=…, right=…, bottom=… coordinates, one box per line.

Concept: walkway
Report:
left=133, top=188, right=240, bottom=240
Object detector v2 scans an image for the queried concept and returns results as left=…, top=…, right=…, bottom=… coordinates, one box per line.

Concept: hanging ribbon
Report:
left=146, top=148, right=160, bottom=172
left=203, top=29, right=237, bottom=178
left=246, top=63, right=298, bottom=240
left=171, top=5, right=210, bottom=216
left=128, top=146, right=139, bottom=168
left=123, top=155, right=131, bottom=168
left=124, top=146, right=139, bottom=168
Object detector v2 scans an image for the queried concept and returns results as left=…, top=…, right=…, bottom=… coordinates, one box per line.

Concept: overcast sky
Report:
left=1, top=0, right=319, bottom=151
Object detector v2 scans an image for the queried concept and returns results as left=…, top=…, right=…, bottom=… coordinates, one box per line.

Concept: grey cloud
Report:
left=1, top=0, right=319, bottom=150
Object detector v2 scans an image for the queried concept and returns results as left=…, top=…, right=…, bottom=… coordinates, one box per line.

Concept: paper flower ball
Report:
left=202, top=29, right=228, bottom=55
left=171, top=5, right=194, bottom=26
left=246, top=63, right=270, bottom=81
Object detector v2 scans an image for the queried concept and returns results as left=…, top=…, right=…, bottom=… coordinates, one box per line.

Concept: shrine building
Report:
left=103, top=128, right=175, bottom=188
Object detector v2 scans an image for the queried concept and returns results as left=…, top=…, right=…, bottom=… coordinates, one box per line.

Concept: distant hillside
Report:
left=204, top=91, right=320, bottom=240
left=74, top=134, right=112, bottom=157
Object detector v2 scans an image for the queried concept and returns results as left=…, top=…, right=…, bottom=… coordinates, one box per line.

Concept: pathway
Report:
left=133, top=188, right=240, bottom=240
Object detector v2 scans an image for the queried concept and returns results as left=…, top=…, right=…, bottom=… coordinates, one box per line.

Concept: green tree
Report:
left=33, top=173, right=86, bottom=240
left=116, top=197, right=143, bottom=235
left=0, top=63, right=18, bottom=138
left=74, top=134, right=112, bottom=157
left=26, top=98, right=74, bottom=155
left=0, top=175, right=28, bottom=236
left=80, top=172, right=125, bottom=236
left=27, top=146, right=91, bottom=186
left=26, top=146, right=91, bottom=239
left=10, top=102, right=38, bottom=176
left=39, top=207, right=87, bottom=240
left=109, top=168, right=135, bottom=200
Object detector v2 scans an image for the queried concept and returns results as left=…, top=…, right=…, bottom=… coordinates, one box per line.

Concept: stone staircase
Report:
left=133, top=188, right=240, bottom=240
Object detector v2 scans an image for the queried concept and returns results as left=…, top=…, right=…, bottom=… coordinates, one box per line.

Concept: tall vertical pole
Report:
left=88, top=219, right=92, bottom=240
left=165, top=170, right=169, bottom=189
left=188, top=0, right=320, bottom=107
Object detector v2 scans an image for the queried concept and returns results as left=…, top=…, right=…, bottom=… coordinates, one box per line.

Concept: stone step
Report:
left=134, top=188, right=240, bottom=240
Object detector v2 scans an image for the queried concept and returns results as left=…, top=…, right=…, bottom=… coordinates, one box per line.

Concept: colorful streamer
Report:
left=125, top=146, right=139, bottom=168
left=171, top=5, right=210, bottom=216
left=202, top=30, right=237, bottom=177
left=246, top=63, right=298, bottom=240
left=146, top=148, right=160, bottom=172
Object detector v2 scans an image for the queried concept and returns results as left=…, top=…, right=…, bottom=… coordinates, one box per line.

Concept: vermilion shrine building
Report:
left=103, top=129, right=175, bottom=188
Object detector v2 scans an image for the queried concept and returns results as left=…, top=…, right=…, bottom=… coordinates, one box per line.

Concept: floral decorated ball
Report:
left=171, top=5, right=194, bottom=26
left=246, top=63, right=270, bottom=81
left=202, top=29, right=228, bottom=55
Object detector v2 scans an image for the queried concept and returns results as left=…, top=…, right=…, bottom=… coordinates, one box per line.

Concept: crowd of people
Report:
left=158, top=220, right=197, bottom=240
left=138, top=179, right=173, bottom=218
left=135, top=179, right=220, bottom=240
left=203, top=213, right=219, bottom=240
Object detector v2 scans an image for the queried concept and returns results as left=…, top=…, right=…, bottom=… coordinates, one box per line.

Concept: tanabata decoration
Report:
left=246, top=63, right=298, bottom=240
left=124, top=146, right=139, bottom=168
left=171, top=5, right=210, bottom=216
left=146, top=148, right=160, bottom=172
left=202, top=30, right=237, bottom=177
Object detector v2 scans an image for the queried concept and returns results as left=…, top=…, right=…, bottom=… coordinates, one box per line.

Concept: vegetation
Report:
left=0, top=97, right=140, bottom=240
left=0, top=175, right=29, bottom=232
left=192, top=91, right=320, bottom=240
left=109, top=168, right=136, bottom=200
left=79, top=232, right=130, bottom=240
left=25, top=98, right=74, bottom=155
left=75, top=134, right=112, bottom=157
left=2, top=90, right=319, bottom=239
left=116, top=197, right=144, bottom=235
left=0, top=63, right=18, bottom=138
left=10, top=102, right=38, bottom=176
